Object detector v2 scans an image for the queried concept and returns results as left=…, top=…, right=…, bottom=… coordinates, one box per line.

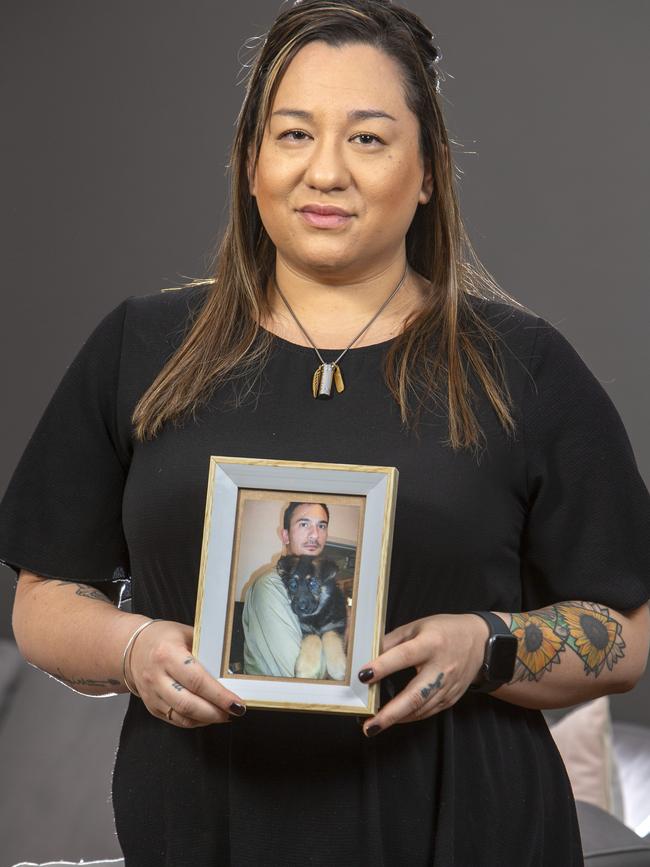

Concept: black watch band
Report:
left=467, top=611, right=518, bottom=694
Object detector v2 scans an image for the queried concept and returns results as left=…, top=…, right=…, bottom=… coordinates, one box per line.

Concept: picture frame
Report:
left=192, top=456, right=398, bottom=716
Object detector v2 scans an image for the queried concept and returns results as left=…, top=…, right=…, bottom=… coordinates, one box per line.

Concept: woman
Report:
left=2, top=1, right=649, bottom=864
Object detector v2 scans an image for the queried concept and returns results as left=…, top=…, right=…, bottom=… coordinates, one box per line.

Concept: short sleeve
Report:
left=0, top=299, right=132, bottom=601
left=521, top=318, right=650, bottom=612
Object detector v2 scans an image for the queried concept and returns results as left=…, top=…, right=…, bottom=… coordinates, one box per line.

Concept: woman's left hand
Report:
left=356, top=613, right=490, bottom=736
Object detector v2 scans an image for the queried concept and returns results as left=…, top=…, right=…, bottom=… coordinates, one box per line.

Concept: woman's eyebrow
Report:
left=271, top=107, right=397, bottom=122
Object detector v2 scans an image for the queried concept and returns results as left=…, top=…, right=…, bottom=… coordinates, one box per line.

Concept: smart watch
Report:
left=467, top=611, right=518, bottom=694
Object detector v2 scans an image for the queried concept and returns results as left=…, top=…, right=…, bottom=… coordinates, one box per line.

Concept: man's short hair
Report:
left=283, top=501, right=330, bottom=532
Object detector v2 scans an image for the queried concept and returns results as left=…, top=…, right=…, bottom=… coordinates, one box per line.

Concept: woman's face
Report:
left=248, top=41, right=433, bottom=280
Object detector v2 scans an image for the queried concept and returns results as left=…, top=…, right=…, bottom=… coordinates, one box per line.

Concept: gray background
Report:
left=2, top=0, right=648, bottom=702
left=0, top=4, right=648, bottom=857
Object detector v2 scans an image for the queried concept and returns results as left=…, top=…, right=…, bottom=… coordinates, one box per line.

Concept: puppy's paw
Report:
left=294, top=634, right=323, bottom=679
left=326, top=654, right=347, bottom=681
left=322, top=630, right=347, bottom=680
left=295, top=658, right=323, bottom=679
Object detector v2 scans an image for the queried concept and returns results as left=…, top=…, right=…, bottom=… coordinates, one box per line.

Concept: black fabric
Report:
left=1, top=283, right=649, bottom=867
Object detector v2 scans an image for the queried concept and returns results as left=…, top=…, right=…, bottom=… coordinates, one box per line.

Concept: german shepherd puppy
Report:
left=276, top=554, right=348, bottom=680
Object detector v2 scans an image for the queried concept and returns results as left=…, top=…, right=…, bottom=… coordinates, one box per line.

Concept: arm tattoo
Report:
left=72, top=583, right=114, bottom=603
left=54, top=666, right=121, bottom=691
left=510, top=601, right=626, bottom=683
left=420, top=672, right=444, bottom=700
left=35, top=578, right=114, bottom=605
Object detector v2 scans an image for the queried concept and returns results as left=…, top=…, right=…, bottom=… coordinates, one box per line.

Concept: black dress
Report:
left=1, top=284, right=649, bottom=866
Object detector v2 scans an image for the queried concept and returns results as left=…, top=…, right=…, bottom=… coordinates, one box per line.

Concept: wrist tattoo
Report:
left=510, top=601, right=626, bottom=683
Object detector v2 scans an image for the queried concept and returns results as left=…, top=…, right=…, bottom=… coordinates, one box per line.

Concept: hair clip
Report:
left=430, top=35, right=442, bottom=64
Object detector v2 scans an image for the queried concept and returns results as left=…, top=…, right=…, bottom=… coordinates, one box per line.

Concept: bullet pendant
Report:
left=312, top=363, right=345, bottom=399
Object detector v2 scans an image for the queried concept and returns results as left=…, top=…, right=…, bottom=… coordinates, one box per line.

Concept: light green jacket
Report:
left=242, top=568, right=328, bottom=678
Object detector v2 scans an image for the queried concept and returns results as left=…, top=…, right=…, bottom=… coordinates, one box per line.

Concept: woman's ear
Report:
left=247, top=144, right=257, bottom=197
left=419, top=161, right=434, bottom=205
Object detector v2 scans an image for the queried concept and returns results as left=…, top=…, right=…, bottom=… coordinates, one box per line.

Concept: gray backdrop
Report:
left=1, top=2, right=648, bottom=704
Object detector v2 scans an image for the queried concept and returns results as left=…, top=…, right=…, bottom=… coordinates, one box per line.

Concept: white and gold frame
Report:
left=192, top=456, right=398, bottom=717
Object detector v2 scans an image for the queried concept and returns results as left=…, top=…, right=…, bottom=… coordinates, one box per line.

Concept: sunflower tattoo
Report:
left=510, top=602, right=625, bottom=683
left=510, top=610, right=568, bottom=682
left=561, top=601, right=626, bottom=677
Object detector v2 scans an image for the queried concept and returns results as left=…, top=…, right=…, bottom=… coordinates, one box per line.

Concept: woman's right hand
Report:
left=126, top=619, right=247, bottom=728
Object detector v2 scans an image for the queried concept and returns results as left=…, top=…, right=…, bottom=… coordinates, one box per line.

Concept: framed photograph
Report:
left=192, top=456, right=398, bottom=716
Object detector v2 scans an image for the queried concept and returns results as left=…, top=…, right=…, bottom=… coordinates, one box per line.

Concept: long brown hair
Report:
left=132, top=0, right=535, bottom=457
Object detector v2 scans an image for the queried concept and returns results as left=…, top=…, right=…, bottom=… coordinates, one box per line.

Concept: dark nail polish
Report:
left=358, top=668, right=374, bottom=683
left=229, top=701, right=247, bottom=717
left=365, top=724, right=381, bottom=737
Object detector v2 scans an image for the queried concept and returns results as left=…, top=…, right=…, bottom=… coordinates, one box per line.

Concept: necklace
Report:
left=271, top=263, right=409, bottom=399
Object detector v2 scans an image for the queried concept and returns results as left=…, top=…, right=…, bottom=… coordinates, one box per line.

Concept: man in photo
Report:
left=242, top=501, right=335, bottom=677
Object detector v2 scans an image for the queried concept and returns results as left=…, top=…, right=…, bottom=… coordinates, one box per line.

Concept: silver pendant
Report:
left=312, top=363, right=345, bottom=399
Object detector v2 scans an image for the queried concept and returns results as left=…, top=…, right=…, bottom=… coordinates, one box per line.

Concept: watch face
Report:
left=486, top=634, right=518, bottom=681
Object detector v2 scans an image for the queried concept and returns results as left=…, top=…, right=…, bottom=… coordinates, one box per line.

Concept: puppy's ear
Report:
left=314, top=558, right=338, bottom=582
left=276, top=555, right=290, bottom=577
left=324, top=563, right=338, bottom=581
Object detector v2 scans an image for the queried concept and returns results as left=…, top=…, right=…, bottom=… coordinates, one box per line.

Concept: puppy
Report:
left=276, top=554, right=348, bottom=680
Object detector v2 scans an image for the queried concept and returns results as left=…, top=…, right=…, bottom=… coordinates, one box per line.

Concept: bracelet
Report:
left=121, top=618, right=164, bottom=697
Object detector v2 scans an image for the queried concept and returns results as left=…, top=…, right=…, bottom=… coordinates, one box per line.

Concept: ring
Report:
left=166, top=706, right=174, bottom=721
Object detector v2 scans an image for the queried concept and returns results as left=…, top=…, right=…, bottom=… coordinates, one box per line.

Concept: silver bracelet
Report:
left=121, top=618, right=164, bottom=697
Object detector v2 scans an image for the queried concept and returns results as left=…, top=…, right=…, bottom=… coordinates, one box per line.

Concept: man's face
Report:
left=281, top=503, right=328, bottom=556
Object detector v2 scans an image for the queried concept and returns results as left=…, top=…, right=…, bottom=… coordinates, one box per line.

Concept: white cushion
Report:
left=549, top=696, right=624, bottom=818
left=612, top=721, right=650, bottom=836
left=13, top=858, right=124, bottom=867
left=12, top=862, right=124, bottom=866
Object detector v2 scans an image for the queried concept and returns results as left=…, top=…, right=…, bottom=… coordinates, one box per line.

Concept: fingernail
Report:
left=358, top=668, right=374, bottom=683
left=365, top=724, right=381, bottom=737
left=229, top=701, right=247, bottom=717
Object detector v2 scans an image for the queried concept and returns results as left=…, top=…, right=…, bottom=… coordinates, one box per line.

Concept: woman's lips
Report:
left=298, top=210, right=353, bottom=228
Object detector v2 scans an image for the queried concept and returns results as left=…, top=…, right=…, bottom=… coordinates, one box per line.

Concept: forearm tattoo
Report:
left=54, top=666, right=121, bottom=692
left=32, top=579, right=120, bottom=692
left=509, top=601, right=626, bottom=683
